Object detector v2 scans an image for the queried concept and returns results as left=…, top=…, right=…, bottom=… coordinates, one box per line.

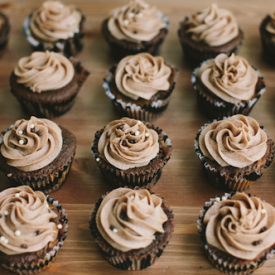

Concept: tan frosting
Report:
left=186, top=3, right=239, bottom=46
left=14, top=51, right=74, bottom=93
left=107, top=0, right=166, bottom=42
left=1, top=116, right=62, bottom=172
left=115, top=53, right=171, bottom=100
left=0, top=186, right=59, bottom=255
left=98, top=117, right=159, bottom=170
left=30, top=0, right=82, bottom=42
left=96, top=188, right=167, bottom=252
left=204, top=193, right=275, bottom=260
left=197, top=53, right=258, bottom=104
left=199, top=115, right=267, bottom=168
left=266, top=12, right=275, bottom=43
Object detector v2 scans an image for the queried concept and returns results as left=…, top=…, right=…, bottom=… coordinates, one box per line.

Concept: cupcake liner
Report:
left=197, top=193, right=275, bottom=275
left=91, top=123, right=172, bottom=189
left=1, top=197, right=68, bottom=275
left=23, top=13, right=85, bottom=58
left=194, top=119, right=275, bottom=191
left=89, top=189, right=174, bottom=270
left=0, top=12, right=10, bottom=51
left=103, top=65, right=178, bottom=122
left=192, top=63, right=266, bottom=119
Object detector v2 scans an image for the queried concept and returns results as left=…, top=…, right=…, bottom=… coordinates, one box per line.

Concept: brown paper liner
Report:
left=0, top=196, right=68, bottom=275
left=197, top=193, right=275, bottom=275
left=194, top=119, right=275, bottom=191
left=91, top=122, right=172, bottom=189
left=89, top=188, right=174, bottom=270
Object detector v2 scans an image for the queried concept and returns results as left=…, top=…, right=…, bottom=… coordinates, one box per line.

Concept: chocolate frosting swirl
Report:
left=199, top=115, right=267, bottom=168
left=29, top=0, right=82, bottom=42
left=14, top=51, right=74, bottom=93
left=204, top=193, right=275, bottom=260
left=96, top=188, right=168, bottom=252
left=115, top=53, right=171, bottom=100
left=1, top=116, right=62, bottom=172
left=197, top=53, right=258, bottom=104
left=0, top=186, right=59, bottom=255
left=98, top=117, right=159, bottom=170
left=266, top=12, right=275, bottom=42
left=186, top=3, right=239, bottom=46
left=107, top=0, right=166, bottom=42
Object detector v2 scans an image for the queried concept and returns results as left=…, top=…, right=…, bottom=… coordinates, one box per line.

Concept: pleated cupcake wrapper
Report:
left=197, top=194, right=275, bottom=275
left=192, top=65, right=266, bottom=119
left=1, top=197, right=68, bottom=275
left=23, top=13, right=85, bottom=57
left=89, top=189, right=174, bottom=270
left=194, top=120, right=275, bottom=192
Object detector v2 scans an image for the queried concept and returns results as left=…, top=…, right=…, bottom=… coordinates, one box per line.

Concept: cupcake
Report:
left=197, top=192, right=275, bottom=275
left=260, top=11, right=275, bottom=66
left=194, top=115, right=274, bottom=191
left=192, top=53, right=265, bottom=119
left=23, top=0, right=85, bottom=57
left=0, top=11, right=10, bottom=53
left=0, top=116, right=76, bottom=194
left=101, top=0, right=169, bottom=60
left=89, top=187, right=174, bottom=270
left=0, top=186, right=68, bottom=275
left=178, top=3, right=243, bottom=67
left=91, top=117, right=172, bottom=189
left=103, top=52, right=178, bottom=122
left=10, top=51, right=89, bottom=119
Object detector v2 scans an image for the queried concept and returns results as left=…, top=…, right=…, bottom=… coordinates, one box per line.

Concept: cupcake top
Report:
left=115, top=52, right=172, bottom=100
left=204, top=192, right=275, bottom=260
left=197, top=53, right=258, bottom=104
left=199, top=115, right=268, bottom=168
left=265, top=12, right=275, bottom=42
left=98, top=117, right=159, bottom=170
left=0, top=186, right=61, bottom=255
left=14, top=51, right=74, bottom=93
left=29, top=0, right=82, bottom=42
left=96, top=188, right=168, bottom=252
left=185, top=3, right=239, bottom=46
left=1, top=116, right=62, bottom=172
left=107, top=0, right=166, bottom=42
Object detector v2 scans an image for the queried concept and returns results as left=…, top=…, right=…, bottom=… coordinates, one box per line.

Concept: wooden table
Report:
left=0, top=0, right=275, bottom=274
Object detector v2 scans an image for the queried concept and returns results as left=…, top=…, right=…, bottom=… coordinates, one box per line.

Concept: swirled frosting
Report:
left=98, top=117, right=159, bottom=170
left=197, top=53, right=258, bottom=104
left=204, top=193, right=275, bottom=260
left=266, top=12, right=275, bottom=43
left=29, top=0, right=82, bottom=42
left=199, top=115, right=267, bottom=168
left=96, top=188, right=168, bottom=252
left=185, top=3, right=239, bottom=46
left=115, top=53, right=171, bottom=100
left=0, top=186, right=59, bottom=255
left=107, top=0, right=166, bottom=42
left=1, top=116, right=62, bottom=172
left=14, top=51, right=74, bottom=93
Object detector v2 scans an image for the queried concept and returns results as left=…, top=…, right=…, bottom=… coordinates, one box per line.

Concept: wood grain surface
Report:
left=0, top=0, right=275, bottom=274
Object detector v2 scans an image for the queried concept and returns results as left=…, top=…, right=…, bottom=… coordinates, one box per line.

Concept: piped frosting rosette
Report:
left=197, top=192, right=275, bottom=274
left=194, top=115, right=274, bottom=191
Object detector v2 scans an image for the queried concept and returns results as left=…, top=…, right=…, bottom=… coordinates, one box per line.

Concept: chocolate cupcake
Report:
left=0, top=116, right=76, bottom=194
left=0, top=11, right=10, bottom=53
left=102, top=0, right=169, bottom=60
left=194, top=115, right=274, bottom=191
left=23, top=0, right=85, bottom=57
left=192, top=53, right=265, bottom=119
left=91, top=117, right=172, bottom=189
left=197, top=192, right=275, bottom=275
left=104, top=52, right=178, bottom=122
left=178, top=3, right=243, bottom=67
left=0, top=186, right=68, bottom=275
left=89, top=187, right=174, bottom=270
left=10, top=51, right=89, bottom=119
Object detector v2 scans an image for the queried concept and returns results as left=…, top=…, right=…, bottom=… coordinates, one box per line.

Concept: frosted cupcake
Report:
left=89, top=187, right=174, bottom=270
left=0, top=11, right=10, bottom=53
left=194, top=115, right=274, bottom=191
left=198, top=192, right=275, bottom=274
left=102, top=0, right=169, bottom=60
